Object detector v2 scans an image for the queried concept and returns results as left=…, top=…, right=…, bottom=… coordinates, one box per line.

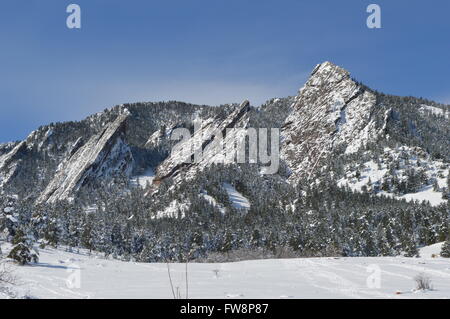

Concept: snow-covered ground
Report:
left=398, top=185, right=447, bottom=206
left=200, top=190, right=226, bottom=215
left=154, top=199, right=190, bottom=219
left=223, top=183, right=251, bottom=210
left=419, top=104, right=449, bottom=119
left=1, top=242, right=449, bottom=299
left=130, top=167, right=155, bottom=188
left=338, top=146, right=449, bottom=207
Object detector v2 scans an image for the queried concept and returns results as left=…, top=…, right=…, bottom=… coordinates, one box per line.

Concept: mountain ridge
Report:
left=0, top=61, right=448, bottom=206
left=0, top=61, right=449, bottom=263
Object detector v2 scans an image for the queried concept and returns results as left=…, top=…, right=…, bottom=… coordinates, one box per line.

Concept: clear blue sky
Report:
left=1, top=0, right=449, bottom=142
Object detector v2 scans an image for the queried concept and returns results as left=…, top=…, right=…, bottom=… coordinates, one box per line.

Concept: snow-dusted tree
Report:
left=432, top=179, right=440, bottom=192
left=447, top=170, right=450, bottom=189
left=43, top=218, right=60, bottom=248
left=220, top=231, right=233, bottom=255
left=7, top=228, right=39, bottom=265
left=441, top=238, right=450, bottom=258
left=444, top=170, right=450, bottom=199
left=403, top=237, right=419, bottom=258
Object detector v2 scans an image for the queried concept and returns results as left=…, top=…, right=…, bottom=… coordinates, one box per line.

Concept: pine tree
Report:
left=432, top=179, right=440, bottom=192
left=447, top=170, right=450, bottom=189
left=403, top=237, right=419, bottom=257
left=7, top=228, right=39, bottom=265
left=81, top=223, right=94, bottom=252
left=251, top=229, right=261, bottom=247
left=445, top=170, right=450, bottom=199
left=43, top=218, right=60, bottom=248
left=220, top=231, right=233, bottom=255
left=441, top=238, right=450, bottom=258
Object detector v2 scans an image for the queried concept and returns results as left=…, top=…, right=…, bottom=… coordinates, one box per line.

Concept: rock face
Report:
left=155, top=100, right=251, bottom=181
left=0, top=141, right=28, bottom=188
left=281, top=61, right=381, bottom=182
left=37, top=114, right=133, bottom=203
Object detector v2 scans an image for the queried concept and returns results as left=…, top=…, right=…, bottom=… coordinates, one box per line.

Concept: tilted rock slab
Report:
left=37, top=114, right=133, bottom=203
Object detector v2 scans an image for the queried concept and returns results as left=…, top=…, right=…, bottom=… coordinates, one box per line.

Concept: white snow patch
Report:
left=131, top=168, right=155, bottom=188
left=419, top=105, right=449, bottom=119
left=154, top=200, right=189, bottom=219
left=398, top=185, right=447, bottom=207
left=419, top=242, right=444, bottom=259
left=223, top=183, right=251, bottom=210
left=6, top=215, right=17, bottom=223
left=338, top=146, right=449, bottom=207
left=200, top=191, right=226, bottom=215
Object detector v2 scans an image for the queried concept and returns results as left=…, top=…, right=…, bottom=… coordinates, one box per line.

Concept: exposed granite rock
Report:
left=0, top=141, right=28, bottom=188
left=281, top=61, right=381, bottom=182
left=155, top=100, right=251, bottom=181
left=37, top=114, right=133, bottom=203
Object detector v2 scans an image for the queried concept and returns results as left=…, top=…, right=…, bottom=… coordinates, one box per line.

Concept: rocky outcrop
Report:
left=155, top=100, right=251, bottom=181
left=281, top=61, right=381, bottom=182
left=0, top=141, right=28, bottom=188
left=37, top=114, right=134, bottom=203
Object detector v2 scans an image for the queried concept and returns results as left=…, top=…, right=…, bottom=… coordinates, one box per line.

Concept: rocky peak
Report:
left=281, top=62, right=381, bottom=182
left=307, top=61, right=350, bottom=87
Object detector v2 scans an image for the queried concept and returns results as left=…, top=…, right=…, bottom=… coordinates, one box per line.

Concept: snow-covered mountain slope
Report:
left=280, top=62, right=450, bottom=187
left=0, top=101, right=224, bottom=200
left=281, top=61, right=383, bottom=182
left=338, top=146, right=449, bottom=206
left=419, top=104, right=449, bottom=119
left=1, top=244, right=449, bottom=299
left=0, top=61, right=448, bottom=213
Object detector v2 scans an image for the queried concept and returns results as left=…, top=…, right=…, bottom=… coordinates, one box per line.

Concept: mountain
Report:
left=281, top=62, right=450, bottom=184
left=281, top=61, right=382, bottom=181
left=0, top=62, right=449, bottom=262
left=0, top=101, right=227, bottom=201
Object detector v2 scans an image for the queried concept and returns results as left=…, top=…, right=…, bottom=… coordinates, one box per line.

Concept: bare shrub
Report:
left=414, top=273, right=432, bottom=291
left=166, top=256, right=189, bottom=300
left=0, top=261, right=16, bottom=286
left=0, top=260, right=17, bottom=298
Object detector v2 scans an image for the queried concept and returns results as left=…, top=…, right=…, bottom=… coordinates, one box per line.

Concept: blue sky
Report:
left=1, top=0, right=449, bottom=142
